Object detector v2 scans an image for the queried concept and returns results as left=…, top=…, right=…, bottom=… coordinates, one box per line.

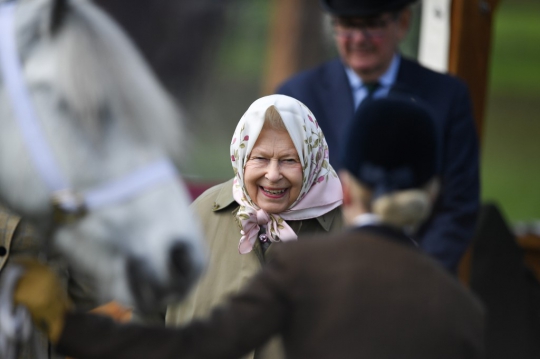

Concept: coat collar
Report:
left=354, top=224, right=418, bottom=247
left=211, top=178, right=337, bottom=232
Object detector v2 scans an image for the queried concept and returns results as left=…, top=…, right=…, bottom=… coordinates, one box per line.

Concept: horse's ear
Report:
left=50, top=0, right=68, bottom=34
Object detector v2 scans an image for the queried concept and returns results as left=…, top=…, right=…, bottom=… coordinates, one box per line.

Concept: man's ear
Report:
left=397, top=7, right=412, bottom=41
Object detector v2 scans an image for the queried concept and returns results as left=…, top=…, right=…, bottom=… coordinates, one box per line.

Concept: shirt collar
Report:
left=344, top=65, right=362, bottom=90
left=344, top=53, right=401, bottom=89
left=352, top=213, right=381, bottom=228
left=212, top=178, right=338, bottom=232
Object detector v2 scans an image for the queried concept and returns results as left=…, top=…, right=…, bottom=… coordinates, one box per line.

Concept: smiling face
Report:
left=244, top=125, right=303, bottom=213
left=333, top=9, right=411, bottom=82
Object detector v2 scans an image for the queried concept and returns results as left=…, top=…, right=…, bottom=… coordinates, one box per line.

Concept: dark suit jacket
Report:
left=276, top=57, right=480, bottom=272
left=56, top=227, right=485, bottom=359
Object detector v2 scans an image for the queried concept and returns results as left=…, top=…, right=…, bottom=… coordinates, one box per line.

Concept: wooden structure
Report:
left=448, top=0, right=500, bottom=138
left=448, top=0, right=500, bottom=283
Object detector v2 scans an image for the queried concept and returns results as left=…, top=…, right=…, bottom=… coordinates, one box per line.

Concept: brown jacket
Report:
left=166, top=178, right=343, bottom=359
left=57, top=225, right=484, bottom=359
left=0, top=206, right=97, bottom=359
left=0, top=205, right=41, bottom=270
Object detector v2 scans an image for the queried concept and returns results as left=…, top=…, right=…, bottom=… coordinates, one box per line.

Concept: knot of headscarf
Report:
left=236, top=205, right=297, bottom=254
left=231, top=95, right=343, bottom=254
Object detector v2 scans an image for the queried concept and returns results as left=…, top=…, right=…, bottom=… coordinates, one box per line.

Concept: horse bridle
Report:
left=0, top=1, right=181, bottom=225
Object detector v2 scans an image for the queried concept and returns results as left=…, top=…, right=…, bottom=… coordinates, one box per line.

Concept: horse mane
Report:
left=22, top=0, right=187, bottom=163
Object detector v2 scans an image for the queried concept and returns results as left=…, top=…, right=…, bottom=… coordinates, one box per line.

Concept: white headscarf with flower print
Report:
left=230, top=95, right=342, bottom=254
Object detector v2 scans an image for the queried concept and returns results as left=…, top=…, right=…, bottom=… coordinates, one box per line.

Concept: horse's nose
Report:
left=170, top=242, right=192, bottom=280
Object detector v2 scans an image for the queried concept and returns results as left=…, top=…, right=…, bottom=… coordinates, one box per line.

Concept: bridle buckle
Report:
left=51, top=189, right=87, bottom=224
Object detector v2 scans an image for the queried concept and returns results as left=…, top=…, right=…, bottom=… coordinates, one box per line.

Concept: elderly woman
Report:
left=166, top=94, right=343, bottom=357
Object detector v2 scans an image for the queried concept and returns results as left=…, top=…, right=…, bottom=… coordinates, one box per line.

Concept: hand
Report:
left=12, top=258, right=72, bottom=343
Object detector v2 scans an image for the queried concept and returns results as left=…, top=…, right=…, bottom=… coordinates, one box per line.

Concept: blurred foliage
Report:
left=481, top=1, right=540, bottom=222
left=183, top=1, right=271, bottom=182
left=488, top=2, right=540, bottom=97
left=217, top=1, right=271, bottom=80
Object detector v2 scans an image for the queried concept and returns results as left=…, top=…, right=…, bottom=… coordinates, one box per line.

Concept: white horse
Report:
left=0, top=0, right=205, bottom=313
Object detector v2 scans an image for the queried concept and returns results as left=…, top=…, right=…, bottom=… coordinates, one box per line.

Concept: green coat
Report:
left=166, top=179, right=343, bottom=359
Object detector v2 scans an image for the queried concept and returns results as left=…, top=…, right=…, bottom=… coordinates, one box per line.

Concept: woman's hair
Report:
left=371, top=179, right=440, bottom=230
left=264, top=105, right=286, bottom=131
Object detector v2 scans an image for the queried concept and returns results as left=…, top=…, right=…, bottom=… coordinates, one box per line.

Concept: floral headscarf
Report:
left=230, top=95, right=342, bottom=254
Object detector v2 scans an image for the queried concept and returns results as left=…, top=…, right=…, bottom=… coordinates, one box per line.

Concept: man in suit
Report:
left=10, top=97, right=485, bottom=359
left=277, top=0, right=480, bottom=272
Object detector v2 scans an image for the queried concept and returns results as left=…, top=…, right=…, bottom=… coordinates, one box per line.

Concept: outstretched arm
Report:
left=13, top=259, right=290, bottom=359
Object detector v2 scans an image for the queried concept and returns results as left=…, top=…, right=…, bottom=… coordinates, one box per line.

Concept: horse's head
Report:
left=0, top=0, right=205, bottom=313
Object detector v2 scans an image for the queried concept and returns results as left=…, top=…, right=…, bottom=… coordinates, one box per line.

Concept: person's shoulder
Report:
left=276, top=58, right=343, bottom=93
left=191, top=178, right=236, bottom=213
left=400, top=57, right=469, bottom=91
left=276, top=229, right=422, bottom=267
left=273, top=230, right=360, bottom=263
left=304, top=205, right=344, bottom=233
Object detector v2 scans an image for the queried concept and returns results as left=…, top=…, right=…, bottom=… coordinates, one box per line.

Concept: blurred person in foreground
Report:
left=277, top=0, right=480, bottom=273
left=11, top=96, right=485, bottom=359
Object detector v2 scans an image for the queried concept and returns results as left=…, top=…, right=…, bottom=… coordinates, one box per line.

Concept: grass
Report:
left=184, top=136, right=234, bottom=181
left=217, top=1, right=271, bottom=81
left=482, top=96, right=540, bottom=222
left=480, top=1, right=540, bottom=222
left=488, top=2, right=540, bottom=97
